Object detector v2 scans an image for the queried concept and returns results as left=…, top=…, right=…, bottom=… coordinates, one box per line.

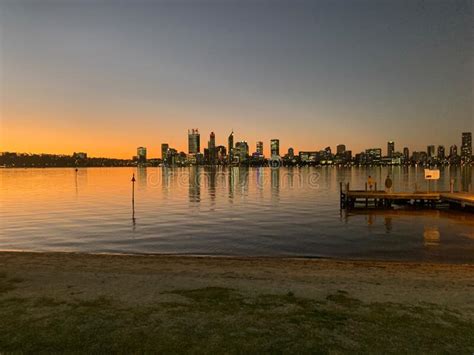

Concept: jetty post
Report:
left=364, top=182, right=368, bottom=207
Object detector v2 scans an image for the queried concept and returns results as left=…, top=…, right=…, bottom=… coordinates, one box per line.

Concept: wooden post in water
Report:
left=374, top=182, right=378, bottom=206
left=364, top=182, right=368, bottom=207
left=131, top=173, right=136, bottom=203
left=131, top=173, right=136, bottom=221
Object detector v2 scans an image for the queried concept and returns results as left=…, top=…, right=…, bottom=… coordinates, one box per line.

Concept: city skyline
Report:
left=3, top=130, right=471, bottom=165
left=1, top=0, right=472, bottom=158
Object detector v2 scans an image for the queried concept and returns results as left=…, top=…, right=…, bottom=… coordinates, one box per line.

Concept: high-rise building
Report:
left=403, top=147, right=409, bottom=161
left=161, top=143, right=169, bottom=161
left=137, top=147, right=147, bottom=164
left=344, top=150, right=352, bottom=161
left=167, top=148, right=178, bottom=165
left=323, top=146, right=332, bottom=160
left=365, top=148, right=382, bottom=162
left=188, top=129, right=200, bottom=154
left=450, top=145, right=458, bottom=157
left=208, top=132, right=216, bottom=164
left=256, top=141, right=264, bottom=155
left=461, top=132, right=472, bottom=161
left=216, top=145, right=227, bottom=162
left=412, top=151, right=428, bottom=163
left=387, top=141, right=395, bottom=158
left=336, top=144, right=346, bottom=156
left=228, top=131, right=234, bottom=163
left=235, top=141, right=249, bottom=162
left=437, top=145, right=445, bottom=159
left=288, top=147, right=295, bottom=159
left=270, top=139, right=280, bottom=157
left=427, top=145, right=436, bottom=158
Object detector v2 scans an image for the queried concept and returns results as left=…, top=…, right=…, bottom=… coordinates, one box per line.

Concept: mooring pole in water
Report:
left=131, top=173, right=136, bottom=220
left=131, top=173, right=136, bottom=201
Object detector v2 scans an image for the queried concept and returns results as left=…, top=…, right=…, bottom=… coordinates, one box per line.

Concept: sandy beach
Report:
left=1, top=252, right=473, bottom=353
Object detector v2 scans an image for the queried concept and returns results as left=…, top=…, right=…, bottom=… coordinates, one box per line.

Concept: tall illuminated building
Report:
left=387, top=141, right=395, bottom=158
left=461, top=132, right=472, bottom=161
left=188, top=129, right=200, bottom=154
left=270, top=139, right=280, bottom=157
left=437, top=145, right=445, bottom=159
left=235, top=141, right=249, bottom=163
left=365, top=148, right=382, bottom=162
left=336, top=144, right=346, bottom=156
left=450, top=145, right=458, bottom=157
left=161, top=144, right=169, bottom=161
left=403, top=147, right=409, bottom=161
left=208, top=132, right=216, bottom=164
left=427, top=145, right=435, bottom=158
left=288, top=147, right=295, bottom=159
left=228, top=131, right=234, bottom=163
left=137, top=147, right=147, bottom=164
left=256, top=141, right=264, bottom=155
left=216, top=146, right=227, bottom=163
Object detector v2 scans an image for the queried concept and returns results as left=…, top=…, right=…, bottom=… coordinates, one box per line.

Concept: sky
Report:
left=0, top=0, right=472, bottom=158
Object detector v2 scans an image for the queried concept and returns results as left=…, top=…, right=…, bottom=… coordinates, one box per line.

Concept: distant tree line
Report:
left=0, top=152, right=136, bottom=168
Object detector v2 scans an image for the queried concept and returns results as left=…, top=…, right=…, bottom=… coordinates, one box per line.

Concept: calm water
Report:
left=1, top=166, right=473, bottom=263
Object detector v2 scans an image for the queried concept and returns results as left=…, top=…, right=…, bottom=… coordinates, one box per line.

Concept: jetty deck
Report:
left=339, top=183, right=474, bottom=210
left=440, top=192, right=474, bottom=207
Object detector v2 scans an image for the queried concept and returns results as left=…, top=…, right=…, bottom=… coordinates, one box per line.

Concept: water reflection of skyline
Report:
left=189, top=166, right=200, bottom=203
left=1, top=166, right=473, bottom=262
left=130, top=166, right=472, bottom=248
left=147, top=166, right=474, bottom=213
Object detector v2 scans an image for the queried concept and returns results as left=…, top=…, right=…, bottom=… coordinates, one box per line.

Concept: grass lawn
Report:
left=1, top=270, right=473, bottom=353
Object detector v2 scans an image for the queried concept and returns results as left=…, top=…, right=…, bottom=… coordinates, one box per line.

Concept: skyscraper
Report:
left=437, top=145, right=445, bottom=159
left=216, top=145, right=227, bottom=163
left=450, top=145, right=458, bottom=157
left=208, top=132, right=216, bottom=164
left=256, top=141, right=264, bottom=155
left=336, top=144, right=346, bottom=156
left=235, top=141, right=249, bottom=163
left=461, top=132, right=472, bottom=161
left=161, top=143, right=169, bottom=161
left=403, top=147, right=409, bottom=161
left=387, top=141, right=395, bottom=158
left=228, top=131, right=234, bottom=163
left=427, top=145, right=435, bottom=158
left=188, top=129, right=200, bottom=154
left=324, top=146, right=332, bottom=160
left=365, top=148, right=382, bottom=162
left=288, top=147, right=295, bottom=159
left=137, top=147, right=147, bottom=164
left=270, top=139, right=280, bottom=157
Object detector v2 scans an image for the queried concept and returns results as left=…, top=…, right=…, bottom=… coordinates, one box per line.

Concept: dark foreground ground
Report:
left=0, top=252, right=473, bottom=353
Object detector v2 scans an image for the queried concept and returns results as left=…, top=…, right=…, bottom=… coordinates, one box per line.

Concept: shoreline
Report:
left=2, top=249, right=473, bottom=265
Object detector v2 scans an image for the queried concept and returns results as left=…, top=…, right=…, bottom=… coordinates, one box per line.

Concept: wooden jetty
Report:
left=339, top=182, right=474, bottom=210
